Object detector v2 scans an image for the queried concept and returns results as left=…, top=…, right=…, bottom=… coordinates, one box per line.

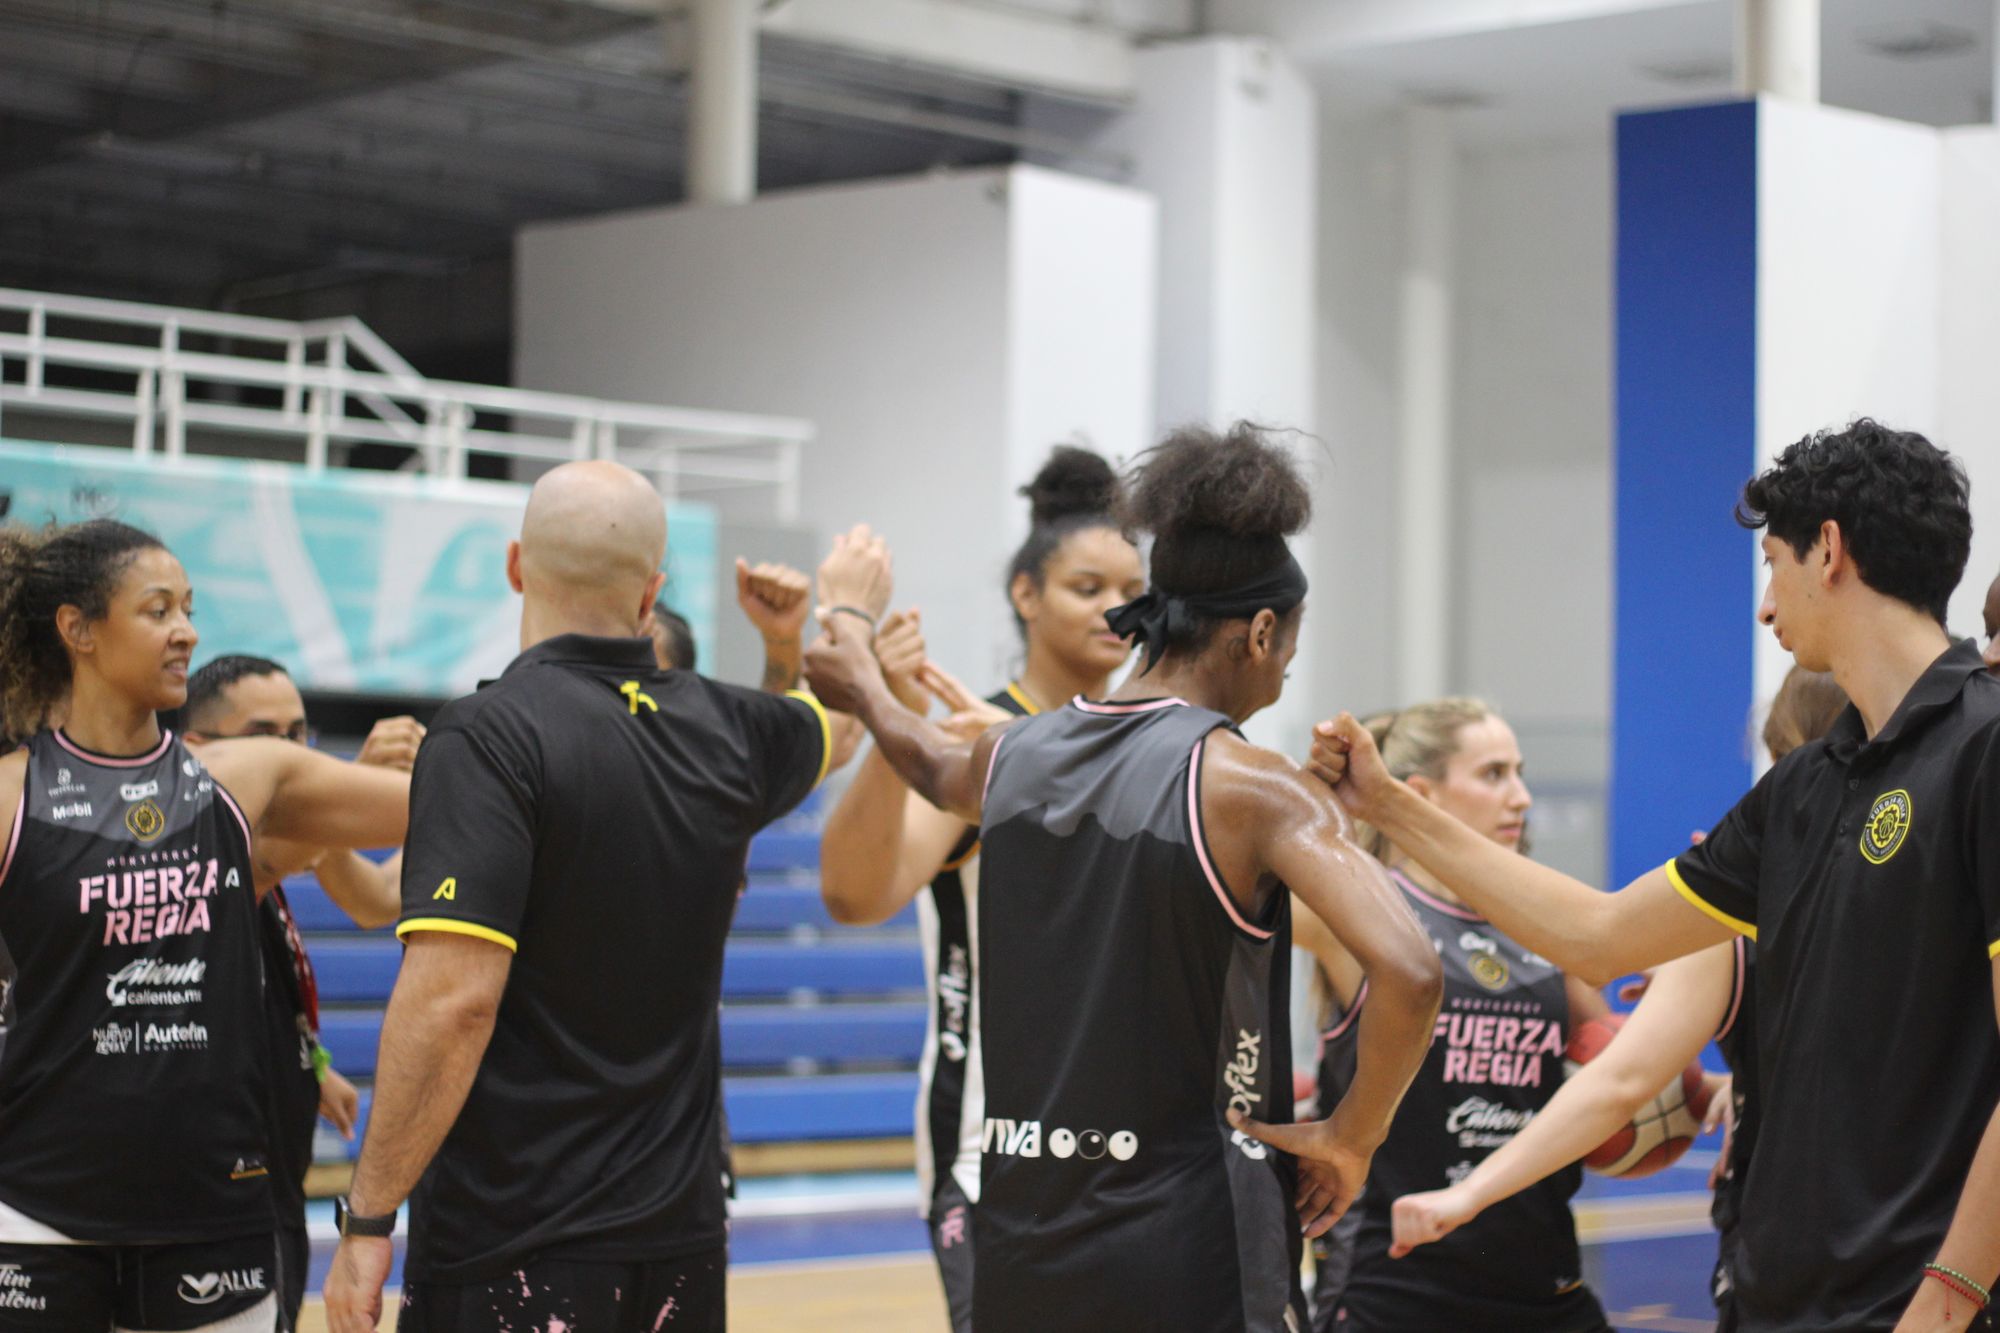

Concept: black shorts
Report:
left=925, top=1177, right=973, bottom=1333
left=0, top=1234, right=278, bottom=1332
left=399, top=1249, right=726, bottom=1333
left=272, top=1228, right=305, bottom=1333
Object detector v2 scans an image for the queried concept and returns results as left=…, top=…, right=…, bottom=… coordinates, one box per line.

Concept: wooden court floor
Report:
left=298, top=1254, right=949, bottom=1332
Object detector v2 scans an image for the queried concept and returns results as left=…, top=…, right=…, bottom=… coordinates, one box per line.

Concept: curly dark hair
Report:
left=1735, top=419, right=1970, bottom=624
left=1005, top=446, right=1123, bottom=637
left=1119, top=421, right=1312, bottom=658
left=0, top=519, right=167, bottom=742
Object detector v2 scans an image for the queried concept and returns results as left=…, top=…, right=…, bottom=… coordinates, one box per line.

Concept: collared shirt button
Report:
left=1846, top=777, right=1859, bottom=790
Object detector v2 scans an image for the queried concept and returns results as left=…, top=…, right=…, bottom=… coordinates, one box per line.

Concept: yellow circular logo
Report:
left=124, top=799, right=166, bottom=843
left=1468, top=952, right=1511, bottom=991
left=1859, top=789, right=1912, bottom=865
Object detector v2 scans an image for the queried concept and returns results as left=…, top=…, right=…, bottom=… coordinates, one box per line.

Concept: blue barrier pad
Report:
left=723, top=942, right=922, bottom=996
left=725, top=1071, right=919, bottom=1143
left=307, top=938, right=402, bottom=1002
left=319, top=1001, right=926, bottom=1078
left=324, top=1067, right=919, bottom=1159
left=719, top=1004, right=926, bottom=1068
left=747, top=830, right=822, bottom=874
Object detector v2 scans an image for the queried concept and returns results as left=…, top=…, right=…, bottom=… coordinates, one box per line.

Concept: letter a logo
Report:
left=620, top=681, right=658, bottom=716
left=433, top=877, right=457, bottom=901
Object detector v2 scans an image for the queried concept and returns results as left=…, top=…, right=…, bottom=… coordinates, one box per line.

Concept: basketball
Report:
left=1564, top=1014, right=1713, bottom=1178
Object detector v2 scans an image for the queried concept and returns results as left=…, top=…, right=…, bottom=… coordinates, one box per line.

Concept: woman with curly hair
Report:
left=817, top=445, right=1145, bottom=1331
left=0, top=518, right=408, bottom=1332
left=805, top=422, right=1444, bottom=1333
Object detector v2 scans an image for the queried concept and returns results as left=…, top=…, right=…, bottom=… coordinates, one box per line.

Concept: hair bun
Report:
left=1122, top=421, right=1311, bottom=543
left=1021, top=446, right=1118, bottom=527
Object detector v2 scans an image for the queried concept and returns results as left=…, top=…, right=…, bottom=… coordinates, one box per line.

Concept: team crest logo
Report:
left=1468, top=952, right=1511, bottom=991
left=1859, top=789, right=1912, bottom=865
left=124, top=799, right=166, bottom=843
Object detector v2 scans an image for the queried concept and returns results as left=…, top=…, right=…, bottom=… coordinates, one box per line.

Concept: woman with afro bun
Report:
left=817, top=445, right=1144, bottom=1330
left=805, top=422, right=1443, bottom=1333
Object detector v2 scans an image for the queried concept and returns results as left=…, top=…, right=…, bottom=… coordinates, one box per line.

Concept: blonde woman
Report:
left=1387, top=667, right=1848, bottom=1332
left=1295, top=699, right=1613, bottom=1333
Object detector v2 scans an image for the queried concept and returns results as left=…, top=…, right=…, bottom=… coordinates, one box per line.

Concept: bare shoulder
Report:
left=0, top=748, right=26, bottom=810
left=0, top=749, right=26, bottom=868
left=1200, top=729, right=1352, bottom=836
left=187, top=735, right=293, bottom=826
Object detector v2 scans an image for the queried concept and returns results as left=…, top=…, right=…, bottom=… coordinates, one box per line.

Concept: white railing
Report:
left=0, top=288, right=810, bottom=520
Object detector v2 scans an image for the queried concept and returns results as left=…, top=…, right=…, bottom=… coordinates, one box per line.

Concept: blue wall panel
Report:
left=1612, top=101, right=1759, bottom=887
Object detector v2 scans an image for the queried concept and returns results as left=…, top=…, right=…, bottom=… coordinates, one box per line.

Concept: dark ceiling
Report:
left=0, top=0, right=1128, bottom=309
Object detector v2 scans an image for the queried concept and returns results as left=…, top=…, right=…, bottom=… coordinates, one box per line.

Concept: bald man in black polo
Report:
left=322, top=462, right=891, bottom=1333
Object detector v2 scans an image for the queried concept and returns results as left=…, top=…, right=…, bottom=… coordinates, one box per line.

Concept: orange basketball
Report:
left=1563, top=1013, right=1713, bottom=1177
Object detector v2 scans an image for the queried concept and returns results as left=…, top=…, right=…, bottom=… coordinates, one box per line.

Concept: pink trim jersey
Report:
left=0, top=730, right=269, bottom=1241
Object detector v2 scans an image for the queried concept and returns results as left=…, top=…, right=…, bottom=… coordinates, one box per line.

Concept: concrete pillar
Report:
left=686, top=0, right=757, bottom=204
left=1739, top=0, right=1820, bottom=102
left=1395, top=107, right=1455, bottom=704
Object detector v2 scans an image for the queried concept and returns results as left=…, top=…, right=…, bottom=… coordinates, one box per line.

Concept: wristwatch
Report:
left=333, top=1196, right=397, bottom=1238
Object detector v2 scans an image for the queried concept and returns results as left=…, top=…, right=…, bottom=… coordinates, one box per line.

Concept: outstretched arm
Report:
left=1390, top=942, right=1735, bottom=1256
left=818, top=610, right=971, bottom=925
left=1312, top=714, right=1732, bottom=984
left=1206, top=738, right=1443, bottom=1233
left=199, top=738, right=410, bottom=870
left=314, top=849, right=402, bottom=931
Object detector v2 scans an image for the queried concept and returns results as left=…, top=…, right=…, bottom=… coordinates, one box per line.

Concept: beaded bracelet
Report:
left=1924, top=1262, right=1992, bottom=1312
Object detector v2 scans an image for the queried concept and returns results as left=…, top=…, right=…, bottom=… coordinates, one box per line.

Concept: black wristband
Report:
left=334, top=1196, right=397, bottom=1238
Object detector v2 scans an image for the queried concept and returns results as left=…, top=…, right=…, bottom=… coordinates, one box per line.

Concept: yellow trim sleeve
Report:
left=786, top=689, right=834, bottom=789
left=1664, top=859, right=1757, bottom=941
left=1005, top=682, right=1042, bottom=716
left=396, top=917, right=519, bottom=953
left=1988, top=937, right=2000, bottom=961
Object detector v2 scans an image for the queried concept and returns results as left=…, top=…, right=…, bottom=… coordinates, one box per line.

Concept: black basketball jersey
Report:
left=917, top=683, right=1034, bottom=1212
left=1318, top=871, right=1605, bottom=1333
left=974, top=696, right=1307, bottom=1333
left=1710, top=936, right=1758, bottom=1288
left=260, top=887, right=321, bottom=1228
left=0, top=730, right=271, bottom=1242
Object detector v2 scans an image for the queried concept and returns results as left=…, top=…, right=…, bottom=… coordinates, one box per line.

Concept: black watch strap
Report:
left=334, top=1196, right=397, bottom=1238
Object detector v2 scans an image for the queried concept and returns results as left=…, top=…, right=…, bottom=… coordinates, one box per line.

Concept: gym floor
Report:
left=297, top=1152, right=1725, bottom=1331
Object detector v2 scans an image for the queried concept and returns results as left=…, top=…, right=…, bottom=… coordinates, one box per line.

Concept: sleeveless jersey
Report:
left=974, top=697, right=1307, bottom=1333
left=1318, top=871, right=1605, bottom=1333
left=0, top=730, right=271, bottom=1241
left=915, top=683, right=1034, bottom=1210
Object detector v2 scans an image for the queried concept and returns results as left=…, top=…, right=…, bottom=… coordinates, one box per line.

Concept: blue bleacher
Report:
left=297, top=804, right=926, bottom=1163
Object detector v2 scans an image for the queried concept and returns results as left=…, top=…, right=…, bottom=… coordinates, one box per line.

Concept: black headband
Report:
left=1106, top=551, right=1308, bottom=672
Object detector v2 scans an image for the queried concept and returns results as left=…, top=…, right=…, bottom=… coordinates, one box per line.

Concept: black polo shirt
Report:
left=395, top=633, right=829, bottom=1282
left=1667, top=640, right=2000, bottom=1333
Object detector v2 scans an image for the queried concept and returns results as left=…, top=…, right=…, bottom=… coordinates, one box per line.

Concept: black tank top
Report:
left=917, top=684, right=1032, bottom=1211
left=1318, top=871, right=1606, bottom=1333
left=973, top=697, right=1307, bottom=1333
left=0, top=730, right=271, bottom=1241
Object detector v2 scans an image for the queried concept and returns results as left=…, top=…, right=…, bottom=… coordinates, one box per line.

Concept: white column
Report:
left=1395, top=107, right=1454, bottom=704
left=686, top=0, right=757, bottom=205
left=1738, top=0, right=1820, bottom=102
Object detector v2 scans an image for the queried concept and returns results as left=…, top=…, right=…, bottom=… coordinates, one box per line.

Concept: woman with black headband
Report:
left=805, top=422, right=1443, bottom=1333
left=816, top=446, right=1144, bottom=1331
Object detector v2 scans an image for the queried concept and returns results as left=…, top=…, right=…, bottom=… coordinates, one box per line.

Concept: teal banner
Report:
left=0, top=441, right=718, bottom=696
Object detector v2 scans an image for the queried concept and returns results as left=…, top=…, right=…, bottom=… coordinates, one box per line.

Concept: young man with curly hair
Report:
left=1263, top=421, right=2000, bottom=1333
